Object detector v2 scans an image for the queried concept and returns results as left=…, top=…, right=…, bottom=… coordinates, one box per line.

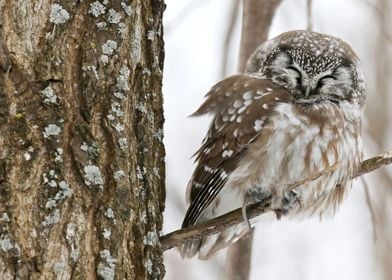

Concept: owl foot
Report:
left=282, top=190, right=300, bottom=210
left=242, top=204, right=252, bottom=231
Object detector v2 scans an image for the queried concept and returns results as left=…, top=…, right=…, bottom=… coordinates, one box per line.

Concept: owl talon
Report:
left=242, top=204, right=252, bottom=231
left=274, top=209, right=287, bottom=220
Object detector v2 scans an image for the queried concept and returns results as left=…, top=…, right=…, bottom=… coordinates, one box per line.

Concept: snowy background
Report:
left=162, top=0, right=392, bottom=279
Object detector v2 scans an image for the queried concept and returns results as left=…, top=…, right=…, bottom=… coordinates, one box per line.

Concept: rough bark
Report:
left=0, top=0, right=165, bottom=279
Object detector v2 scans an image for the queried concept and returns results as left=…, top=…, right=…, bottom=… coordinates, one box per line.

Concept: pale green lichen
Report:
left=117, top=137, right=128, bottom=150
left=153, top=128, right=164, bottom=142
left=130, top=3, right=142, bottom=63
left=102, top=40, right=117, bottom=55
left=0, top=213, right=10, bottom=222
left=46, top=181, right=72, bottom=209
left=89, top=1, right=106, bottom=17
left=103, top=228, right=111, bottom=239
left=144, top=259, right=153, bottom=275
left=140, top=210, right=147, bottom=224
left=113, top=123, right=124, bottom=132
left=97, top=250, right=117, bottom=280
left=96, top=21, right=108, bottom=30
left=147, top=30, right=155, bottom=41
left=101, top=55, right=109, bottom=64
left=23, top=152, right=32, bottom=161
left=121, top=2, right=132, bottom=16
left=104, top=208, right=114, bottom=219
left=48, top=180, right=57, bottom=188
left=117, top=22, right=127, bottom=38
left=84, top=165, right=103, bottom=186
left=114, top=91, right=125, bottom=100
left=43, top=124, right=61, bottom=138
left=136, top=103, right=147, bottom=114
left=41, top=85, right=58, bottom=104
left=153, top=167, right=160, bottom=178
left=54, top=260, right=66, bottom=274
left=50, top=4, right=70, bottom=24
left=116, top=65, right=130, bottom=91
left=114, top=170, right=125, bottom=181
left=0, top=236, right=13, bottom=252
left=42, top=209, right=61, bottom=226
left=80, top=142, right=99, bottom=157
left=143, top=231, right=157, bottom=246
left=136, top=166, right=146, bottom=179
left=142, top=68, right=151, bottom=76
left=107, top=9, right=121, bottom=24
left=111, top=102, right=124, bottom=117
left=54, top=148, right=63, bottom=162
left=66, top=223, right=80, bottom=262
left=49, top=169, right=58, bottom=178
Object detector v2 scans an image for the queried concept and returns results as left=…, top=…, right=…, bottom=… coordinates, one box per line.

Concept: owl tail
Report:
left=178, top=223, right=248, bottom=260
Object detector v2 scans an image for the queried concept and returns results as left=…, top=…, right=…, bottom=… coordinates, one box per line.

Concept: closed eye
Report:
left=328, top=94, right=342, bottom=105
left=316, top=75, right=337, bottom=89
left=287, top=66, right=302, bottom=84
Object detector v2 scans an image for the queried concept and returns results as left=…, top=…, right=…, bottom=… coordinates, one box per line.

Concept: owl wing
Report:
left=182, top=75, right=291, bottom=229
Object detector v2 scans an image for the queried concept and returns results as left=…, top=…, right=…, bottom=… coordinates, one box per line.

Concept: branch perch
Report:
left=160, top=150, right=392, bottom=251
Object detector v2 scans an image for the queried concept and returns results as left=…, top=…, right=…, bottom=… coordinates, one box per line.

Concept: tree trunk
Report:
left=0, top=0, right=165, bottom=279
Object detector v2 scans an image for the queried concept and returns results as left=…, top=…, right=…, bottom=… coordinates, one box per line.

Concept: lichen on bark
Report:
left=0, top=0, right=165, bottom=279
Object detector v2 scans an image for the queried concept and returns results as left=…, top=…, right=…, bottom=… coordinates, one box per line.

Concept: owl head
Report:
left=246, top=30, right=366, bottom=108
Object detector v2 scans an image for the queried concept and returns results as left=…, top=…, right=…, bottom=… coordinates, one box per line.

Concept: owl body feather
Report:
left=179, top=31, right=365, bottom=259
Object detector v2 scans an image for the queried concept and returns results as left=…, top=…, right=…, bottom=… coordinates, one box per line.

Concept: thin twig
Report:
left=161, top=162, right=336, bottom=251
left=362, top=176, right=378, bottom=241
left=160, top=150, right=392, bottom=251
left=230, top=1, right=282, bottom=278
left=306, top=0, right=313, bottom=31
left=220, top=0, right=240, bottom=77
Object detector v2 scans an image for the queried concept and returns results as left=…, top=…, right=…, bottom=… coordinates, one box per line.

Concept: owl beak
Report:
left=304, top=86, right=311, bottom=99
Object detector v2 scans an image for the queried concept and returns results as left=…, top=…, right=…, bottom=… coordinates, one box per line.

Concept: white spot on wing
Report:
left=254, top=119, right=264, bottom=132
left=222, top=150, right=234, bottom=158
left=243, top=91, right=253, bottom=100
left=233, top=99, right=243, bottom=108
left=228, top=107, right=236, bottom=115
left=244, top=99, right=253, bottom=106
left=204, top=166, right=214, bottom=173
left=238, top=106, right=247, bottom=114
left=220, top=171, right=228, bottom=179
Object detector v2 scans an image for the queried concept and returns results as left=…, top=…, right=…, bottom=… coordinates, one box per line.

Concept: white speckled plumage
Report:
left=179, top=30, right=365, bottom=259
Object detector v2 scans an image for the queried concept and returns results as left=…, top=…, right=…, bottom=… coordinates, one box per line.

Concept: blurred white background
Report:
left=162, top=0, right=392, bottom=279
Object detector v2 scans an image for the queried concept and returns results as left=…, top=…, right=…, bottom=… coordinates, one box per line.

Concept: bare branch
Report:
left=160, top=150, right=392, bottom=251
left=306, top=0, right=313, bottom=31
left=231, top=1, right=282, bottom=277
left=220, top=0, right=240, bottom=77
left=238, top=0, right=282, bottom=70
left=362, top=176, right=378, bottom=241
